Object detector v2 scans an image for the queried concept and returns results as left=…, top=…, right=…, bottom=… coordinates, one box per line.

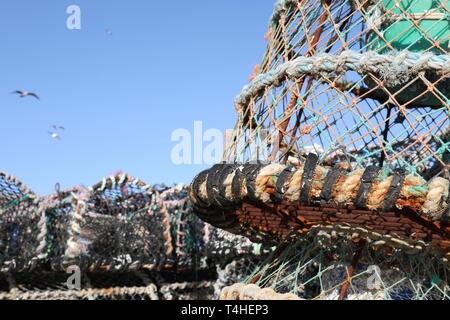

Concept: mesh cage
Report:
left=225, top=0, right=450, bottom=177
left=189, top=0, right=450, bottom=300
left=0, top=172, right=263, bottom=300
left=244, top=233, right=449, bottom=300
left=0, top=173, right=40, bottom=272
left=57, top=175, right=173, bottom=272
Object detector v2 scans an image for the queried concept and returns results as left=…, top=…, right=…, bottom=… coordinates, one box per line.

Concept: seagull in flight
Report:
left=11, top=90, right=40, bottom=100
left=105, top=29, right=113, bottom=35
left=51, top=125, right=65, bottom=131
left=48, top=132, right=61, bottom=140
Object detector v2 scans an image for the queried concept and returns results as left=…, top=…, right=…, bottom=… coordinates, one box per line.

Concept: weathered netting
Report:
left=0, top=173, right=40, bottom=272
left=243, top=232, right=449, bottom=300
left=226, top=0, right=450, bottom=173
left=190, top=0, right=450, bottom=300
left=0, top=171, right=267, bottom=300
left=0, top=270, right=216, bottom=300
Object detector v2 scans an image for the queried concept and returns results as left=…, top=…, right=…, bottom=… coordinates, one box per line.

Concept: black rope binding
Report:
left=231, top=166, right=244, bottom=201
left=207, top=163, right=237, bottom=208
left=217, top=164, right=238, bottom=205
left=300, top=154, right=319, bottom=204
left=242, top=164, right=263, bottom=201
left=191, top=169, right=210, bottom=207
left=275, top=166, right=296, bottom=201
left=320, top=167, right=344, bottom=202
left=381, top=168, right=406, bottom=212
left=191, top=167, right=236, bottom=228
left=206, top=164, right=225, bottom=206
left=354, top=166, right=381, bottom=209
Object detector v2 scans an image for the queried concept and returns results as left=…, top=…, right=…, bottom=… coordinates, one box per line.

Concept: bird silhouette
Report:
left=51, top=125, right=65, bottom=131
left=11, top=90, right=40, bottom=100
left=48, top=132, right=61, bottom=140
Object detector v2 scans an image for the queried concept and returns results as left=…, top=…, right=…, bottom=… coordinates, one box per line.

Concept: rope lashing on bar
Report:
left=190, top=161, right=450, bottom=221
left=355, top=166, right=381, bottom=209
left=300, top=153, right=319, bottom=204
left=320, top=167, right=346, bottom=203
left=189, top=160, right=450, bottom=259
left=234, top=50, right=450, bottom=107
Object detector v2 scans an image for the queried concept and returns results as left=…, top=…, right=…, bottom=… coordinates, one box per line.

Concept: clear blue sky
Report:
left=1, top=0, right=274, bottom=195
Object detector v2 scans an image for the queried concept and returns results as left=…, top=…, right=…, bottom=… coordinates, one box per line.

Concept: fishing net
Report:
left=226, top=0, right=450, bottom=173
left=0, top=173, right=40, bottom=272
left=189, top=0, right=450, bottom=300
left=49, top=175, right=176, bottom=272
left=0, top=172, right=262, bottom=300
left=244, top=232, right=449, bottom=300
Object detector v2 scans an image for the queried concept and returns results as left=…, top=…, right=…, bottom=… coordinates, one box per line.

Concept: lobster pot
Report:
left=261, top=0, right=450, bottom=106
left=190, top=0, right=450, bottom=300
left=0, top=173, right=41, bottom=272
left=0, top=170, right=257, bottom=273
left=231, top=71, right=450, bottom=177
left=48, top=175, right=174, bottom=271
left=227, top=0, right=450, bottom=175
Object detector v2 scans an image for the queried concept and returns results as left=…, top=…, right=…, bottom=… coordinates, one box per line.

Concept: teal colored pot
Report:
left=365, top=0, right=450, bottom=107
left=368, top=0, right=450, bottom=54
